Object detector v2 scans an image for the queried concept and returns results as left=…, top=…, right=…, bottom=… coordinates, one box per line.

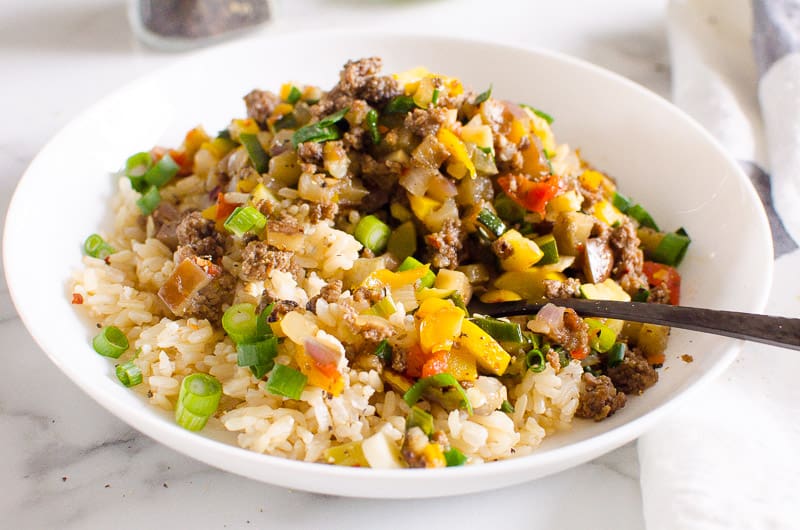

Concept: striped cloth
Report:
left=638, top=1, right=800, bottom=528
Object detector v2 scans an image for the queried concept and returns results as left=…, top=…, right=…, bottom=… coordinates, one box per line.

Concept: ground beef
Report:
left=151, top=203, right=181, bottom=250
left=359, top=75, right=402, bottom=106
left=339, top=57, right=382, bottom=95
left=343, top=128, right=366, bottom=151
left=181, top=270, right=236, bottom=323
left=341, top=303, right=395, bottom=342
left=306, top=279, right=343, bottom=312
left=491, top=236, right=514, bottom=260
left=494, top=135, right=523, bottom=173
left=266, top=299, right=300, bottom=322
left=175, top=211, right=224, bottom=260
left=579, top=180, right=606, bottom=208
left=548, top=308, right=590, bottom=355
left=480, top=99, right=506, bottom=132
left=648, top=283, right=672, bottom=304
left=240, top=241, right=293, bottom=281
left=390, top=348, right=408, bottom=373
left=296, top=141, right=324, bottom=165
left=352, top=286, right=385, bottom=304
left=425, top=218, right=463, bottom=269
left=352, top=349, right=384, bottom=372
left=543, top=278, right=582, bottom=299
left=576, top=373, right=627, bottom=421
left=243, top=89, right=280, bottom=125
left=267, top=212, right=303, bottom=234
left=404, top=108, right=449, bottom=136
left=607, top=347, right=658, bottom=395
left=609, top=218, right=648, bottom=293
left=308, top=202, right=339, bottom=223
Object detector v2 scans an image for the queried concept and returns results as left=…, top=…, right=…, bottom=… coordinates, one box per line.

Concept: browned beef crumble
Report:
left=240, top=241, right=294, bottom=281
left=306, top=279, right=343, bottom=313
left=543, top=278, right=582, bottom=299
left=176, top=211, right=225, bottom=261
left=404, top=108, right=450, bottom=137
left=491, top=236, right=514, bottom=260
left=609, top=218, right=648, bottom=293
left=576, top=373, right=627, bottom=421
left=547, top=308, right=590, bottom=355
left=244, top=89, right=280, bottom=125
left=607, top=347, right=658, bottom=395
left=151, top=203, right=182, bottom=250
left=308, top=202, right=339, bottom=223
left=178, top=269, right=236, bottom=323
left=296, top=141, right=324, bottom=165
left=425, top=218, right=463, bottom=269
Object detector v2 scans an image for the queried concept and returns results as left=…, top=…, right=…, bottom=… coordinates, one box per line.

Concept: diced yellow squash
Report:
left=434, top=269, right=472, bottom=304
left=421, top=443, right=447, bottom=468
left=279, top=82, right=300, bottom=102
left=419, top=303, right=464, bottom=355
left=507, top=118, right=529, bottom=144
left=323, top=141, right=349, bottom=179
left=460, top=115, right=494, bottom=151
left=302, top=85, right=322, bottom=103
left=456, top=320, right=511, bottom=376
left=416, top=287, right=456, bottom=301
left=393, top=66, right=432, bottom=95
left=579, top=169, right=605, bottom=191
left=579, top=278, right=631, bottom=302
left=415, top=297, right=457, bottom=320
left=201, top=204, right=217, bottom=221
left=382, top=370, right=414, bottom=394
left=201, top=137, right=237, bottom=159
left=324, top=441, right=369, bottom=467
left=479, top=289, right=523, bottom=303
left=545, top=190, right=583, bottom=221
left=409, top=194, right=442, bottom=221
left=494, top=269, right=567, bottom=300
left=251, top=183, right=278, bottom=207
left=437, top=128, right=476, bottom=179
left=228, top=118, right=260, bottom=141
left=496, top=229, right=544, bottom=272
left=446, top=346, right=479, bottom=381
left=592, top=200, right=627, bottom=226
left=362, top=266, right=432, bottom=291
left=553, top=211, right=595, bottom=256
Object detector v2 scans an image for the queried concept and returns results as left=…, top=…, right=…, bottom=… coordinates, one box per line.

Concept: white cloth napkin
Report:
left=639, top=1, right=800, bottom=528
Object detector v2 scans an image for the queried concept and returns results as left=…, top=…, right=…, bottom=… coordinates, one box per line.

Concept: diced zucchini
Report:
left=434, top=269, right=472, bottom=304
left=456, top=320, right=512, bottom=376
left=533, top=234, right=559, bottom=265
left=627, top=204, right=659, bottom=231
left=579, top=278, right=631, bottom=302
left=638, top=227, right=691, bottom=267
left=387, top=221, right=417, bottom=262
left=494, top=269, right=566, bottom=300
left=612, top=191, right=633, bottom=213
left=552, top=211, right=594, bottom=256
left=476, top=207, right=506, bottom=239
left=398, top=256, right=436, bottom=288
left=390, top=202, right=412, bottom=222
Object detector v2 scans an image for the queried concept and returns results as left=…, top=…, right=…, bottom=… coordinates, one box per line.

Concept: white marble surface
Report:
left=0, top=0, right=671, bottom=528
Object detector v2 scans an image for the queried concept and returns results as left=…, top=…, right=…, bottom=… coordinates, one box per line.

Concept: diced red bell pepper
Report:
left=405, top=344, right=426, bottom=378
left=497, top=174, right=559, bottom=215
left=421, top=350, right=449, bottom=378
left=642, top=261, right=681, bottom=305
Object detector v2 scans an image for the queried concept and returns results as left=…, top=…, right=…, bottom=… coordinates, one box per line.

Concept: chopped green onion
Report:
left=136, top=185, right=161, bottom=216
left=222, top=303, right=260, bottom=344
left=83, top=234, right=115, bottom=259
left=256, top=303, right=276, bottom=338
left=369, top=296, right=397, bottom=318
left=611, top=191, right=633, bottom=213
left=651, top=231, right=691, bottom=266
left=144, top=154, right=179, bottom=188
left=534, top=234, right=559, bottom=265
left=627, top=204, right=659, bottom=231
left=431, top=87, right=440, bottom=106
left=607, top=342, right=627, bottom=367
left=223, top=206, right=267, bottom=237
left=239, top=133, right=270, bottom=173
left=500, top=400, right=515, bottom=413
left=237, top=336, right=278, bottom=370
left=403, top=373, right=473, bottom=414
left=374, top=339, right=392, bottom=363
left=93, top=326, right=129, bottom=358
left=384, top=95, right=417, bottom=114
left=525, top=349, right=546, bottom=373
left=494, top=193, right=525, bottom=223
left=365, top=109, right=381, bottom=144
left=115, top=361, right=142, bottom=387
left=175, top=373, right=222, bottom=431
left=471, top=317, right=524, bottom=343
left=397, top=256, right=435, bottom=288
left=291, top=108, right=349, bottom=147
left=520, top=104, right=554, bottom=124
left=585, top=318, right=617, bottom=353
left=265, top=364, right=307, bottom=400
left=407, top=406, right=434, bottom=437
left=444, top=447, right=468, bottom=467
left=476, top=208, right=506, bottom=239
left=124, top=151, right=153, bottom=192
left=633, top=288, right=650, bottom=302
left=473, top=85, right=492, bottom=105
left=286, top=86, right=302, bottom=104
left=354, top=214, right=391, bottom=254
left=556, top=347, right=570, bottom=369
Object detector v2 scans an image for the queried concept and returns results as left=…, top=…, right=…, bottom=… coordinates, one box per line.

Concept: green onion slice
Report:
left=291, top=107, right=350, bottom=147
left=407, top=405, right=434, bottom=437
left=471, top=317, right=524, bottom=343
left=444, top=447, right=468, bottom=467
left=403, top=373, right=473, bottom=414
left=500, top=400, right=515, bottom=413
left=83, top=234, right=115, bottom=259
left=366, top=108, right=381, bottom=145
left=627, top=204, right=659, bottom=231
left=239, top=133, right=270, bottom=173
left=397, top=256, right=435, bottom=289
left=265, top=364, right=308, bottom=400
left=125, top=151, right=153, bottom=192
left=651, top=231, right=691, bottom=267
left=374, top=339, right=392, bottom=363
left=431, top=87, right=440, bottom=106
left=223, top=206, right=267, bottom=237
left=369, top=296, right=397, bottom=318
left=144, top=154, right=179, bottom=188
left=222, top=303, right=261, bottom=344
left=384, top=95, right=417, bottom=114
left=607, top=342, right=627, bottom=367
left=473, top=85, right=492, bottom=105
left=520, top=103, right=554, bottom=124
left=525, top=349, right=547, bottom=373
left=354, top=214, right=391, bottom=254
left=237, top=336, right=278, bottom=370
left=611, top=191, right=632, bottom=213
left=93, top=326, right=129, bottom=358
left=256, top=303, right=276, bottom=338
left=175, top=373, right=222, bottom=431
left=286, top=85, right=302, bottom=104
left=116, top=361, right=143, bottom=387
left=136, top=185, right=161, bottom=216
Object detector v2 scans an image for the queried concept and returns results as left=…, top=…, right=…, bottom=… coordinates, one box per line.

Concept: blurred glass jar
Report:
left=129, top=0, right=275, bottom=51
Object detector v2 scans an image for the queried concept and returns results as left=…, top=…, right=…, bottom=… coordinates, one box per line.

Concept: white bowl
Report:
left=3, top=31, right=772, bottom=498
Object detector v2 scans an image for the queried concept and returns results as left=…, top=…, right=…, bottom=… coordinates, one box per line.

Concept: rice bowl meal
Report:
left=71, top=57, right=690, bottom=468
